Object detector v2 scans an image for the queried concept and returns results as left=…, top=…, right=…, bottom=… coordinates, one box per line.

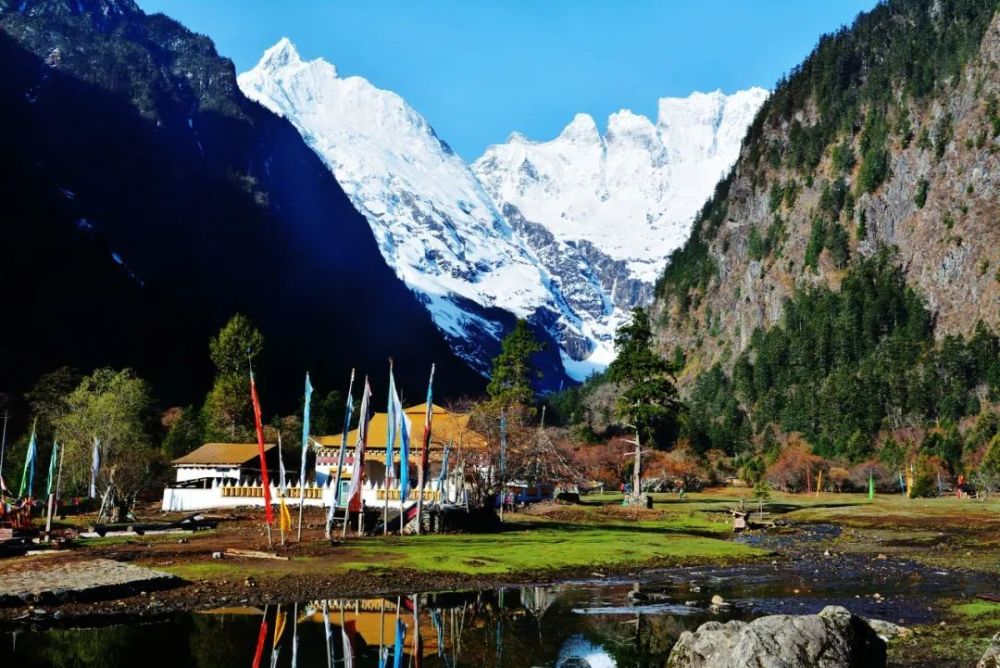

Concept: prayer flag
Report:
left=398, top=408, right=412, bottom=502
left=299, top=372, right=313, bottom=494
left=89, top=437, right=100, bottom=499
left=252, top=611, right=269, bottom=668
left=18, top=424, right=37, bottom=498
left=385, top=366, right=398, bottom=483
left=250, top=372, right=274, bottom=525
left=346, top=378, right=372, bottom=512
left=46, top=442, right=59, bottom=497
left=392, top=619, right=407, bottom=668
left=420, top=365, right=435, bottom=485
left=279, top=496, right=292, bottom=534
left=868, top=472, right=875, bottom=500
left=331, top=370, right=355, bottom=515
left=270, top=605, right=287, bottom=668
left=342, top=619, right=356, bottom=668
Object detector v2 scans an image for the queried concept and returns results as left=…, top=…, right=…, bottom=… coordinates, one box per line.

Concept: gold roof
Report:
left=172, top=442, right=275, bottom=466
left=314, top=403, right=486, bottom=453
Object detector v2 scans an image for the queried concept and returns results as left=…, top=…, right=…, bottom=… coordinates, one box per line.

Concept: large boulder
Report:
left=667, top=606, right=886, bottom=668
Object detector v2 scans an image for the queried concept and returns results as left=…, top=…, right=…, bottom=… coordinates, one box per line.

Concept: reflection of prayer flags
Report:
left=392, top=619, right=407, bottom=668
left=270, top=606, right=287, bottom=668
left=89, top=437, right=100, bottom=499
left=252, top=612, right=269, bottom=668
left=18, top=425, right=37, bottom=499
left=46, top=442, right=59, bottom=497
left=342, top=619, right=356, bottom=668
left=250, top=373, right=274, bottom=524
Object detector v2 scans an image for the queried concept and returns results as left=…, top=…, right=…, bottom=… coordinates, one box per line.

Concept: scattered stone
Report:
left=212, top=551, right=223, bottom=559
left=876, top=554, right=888, bottom=560
left=666, top=606, right=886, bottom=668
left=866, top=619, right=912, bottom=642
left=244, top=577, right=257, bottom=588
left=710, top=594, right=728, bottom=607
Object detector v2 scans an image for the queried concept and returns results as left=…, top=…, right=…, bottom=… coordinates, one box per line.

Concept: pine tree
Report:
left=486, top=319, right=545, bottom=409
left=608, top=308, right=680, bottom=495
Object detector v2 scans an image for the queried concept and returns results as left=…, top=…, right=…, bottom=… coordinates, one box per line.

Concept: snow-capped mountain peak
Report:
left=239, top=39, right=767, bottom=383
left=239, top=39, right=592, bottom=380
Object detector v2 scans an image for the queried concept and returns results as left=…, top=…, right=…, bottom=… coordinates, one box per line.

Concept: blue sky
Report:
left=138, top=1, right=875, bottom=160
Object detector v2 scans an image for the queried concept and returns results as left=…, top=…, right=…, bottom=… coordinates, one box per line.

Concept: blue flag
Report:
left=399, top=410, right=411, bottom=501
left=392, top=619, right=407, bottom=668
left=18, top=424, right=37, bottom=498
left=46, top=442, right=59, bottom=497
left=385, top=367, right=398, bottom=483
left=300, top=372, right=313, bottom=492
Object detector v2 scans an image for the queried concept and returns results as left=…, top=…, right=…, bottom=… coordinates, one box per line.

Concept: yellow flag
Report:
left=815, top=469, right=823, bottom=497
left=279, top=495, right=292, bottom=534
left=273, top=605, right=287, bottom=646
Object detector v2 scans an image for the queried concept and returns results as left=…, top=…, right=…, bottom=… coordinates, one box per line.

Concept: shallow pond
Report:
left=1, top=548, right=991, bottom=667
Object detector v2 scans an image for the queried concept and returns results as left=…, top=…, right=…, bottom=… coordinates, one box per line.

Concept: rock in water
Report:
left=978, top=632, right=1000, bottom=668
left=666, top=606, right=886, bottom=668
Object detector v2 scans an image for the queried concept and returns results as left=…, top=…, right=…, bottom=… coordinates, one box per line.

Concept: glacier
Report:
left=238, top=38, right=766, bottom=382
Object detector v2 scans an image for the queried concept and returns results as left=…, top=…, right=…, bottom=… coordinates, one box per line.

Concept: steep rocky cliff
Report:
left=654, top=0, right=1000, bottom=380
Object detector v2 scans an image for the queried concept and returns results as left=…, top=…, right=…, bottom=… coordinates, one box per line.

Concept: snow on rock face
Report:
left=238, top=38, right=766, bottom=382
left=473, top=86, right=768, bottom=289
left=238, top=39, right=587, bottom=378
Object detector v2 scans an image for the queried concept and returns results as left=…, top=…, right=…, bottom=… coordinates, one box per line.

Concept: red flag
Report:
left=251, top=373, right=274, bottom=525
left=252, top=614, right=269, bottom=668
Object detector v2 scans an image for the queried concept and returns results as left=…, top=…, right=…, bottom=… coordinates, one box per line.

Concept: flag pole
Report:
left=385, top=359, right=394, bottom=536
left=278, top=433, right=286, bottom=547
left=0, top=410, right=9, bottom=488
left=416, top=364, right=435, bottom=536
left=248, top=355, right=274, bottom=551
left=297, top=371, right=313, bottom=542
left=329, top=369, right=355, bottom=540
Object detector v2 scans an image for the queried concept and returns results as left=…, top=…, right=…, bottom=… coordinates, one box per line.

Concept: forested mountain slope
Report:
left=649, top=0, right=1000, bottom=463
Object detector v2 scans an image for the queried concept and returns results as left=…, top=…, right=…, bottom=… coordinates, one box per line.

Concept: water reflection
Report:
left=1, top=554, right=990, bottom=667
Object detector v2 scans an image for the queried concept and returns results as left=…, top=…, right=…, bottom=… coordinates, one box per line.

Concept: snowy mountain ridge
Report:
left=238, top=38, right=767, bottom=381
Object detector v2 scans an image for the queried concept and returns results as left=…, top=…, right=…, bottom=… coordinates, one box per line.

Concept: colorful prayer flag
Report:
left=385, top=366, right=398, bottom=483
left=346, top=378, right=372, bottom=512
left=331, top=370, right=356, bottom=516
left=18, top=424, right=37, bottom=499
left=252, top=609, right=269, bottom=668
left=420, top=365, right=435, bottom=484
left=868, top=472, right=875, bottom=501
left=250, top=372, right=274, bottom=525
left=46, top=442, right=59, bottom=497
left=392, top=619, right=407, bottom=668
left=398, top=407, right=412, bottom=502
left=342, top=618, right=356, bottom=668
